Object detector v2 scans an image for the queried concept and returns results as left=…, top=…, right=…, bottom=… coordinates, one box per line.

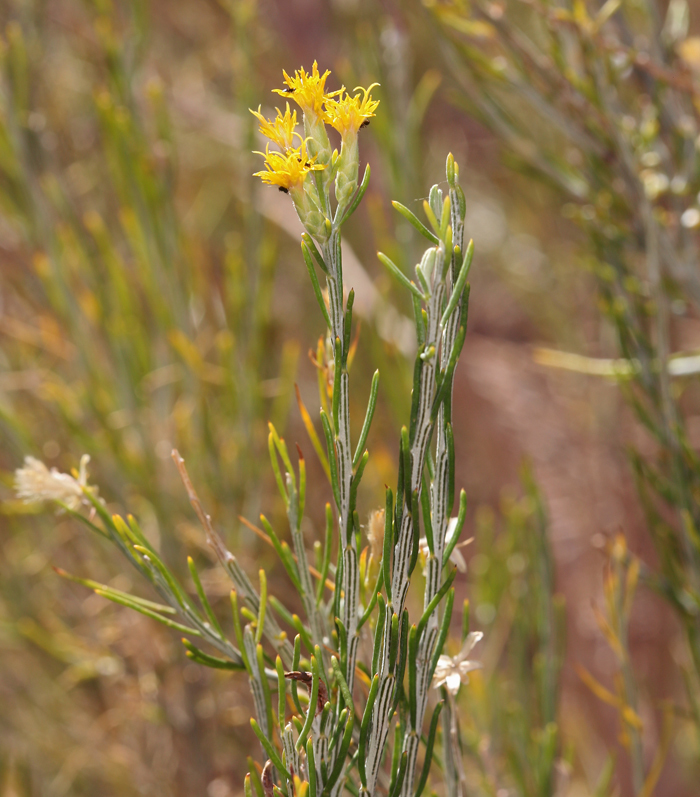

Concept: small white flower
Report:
left=418, top=517, right=471, bottom=573
left=432, top=631, right=483, bottom=695
left=14, top=454, right=93, bottom=510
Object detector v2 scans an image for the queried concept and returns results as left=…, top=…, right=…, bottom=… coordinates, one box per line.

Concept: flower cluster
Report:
left=251, top=61, right=379, bottom=235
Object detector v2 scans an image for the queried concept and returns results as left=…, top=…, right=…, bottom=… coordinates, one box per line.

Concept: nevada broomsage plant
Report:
left=16, top=64, right=477, bottom=797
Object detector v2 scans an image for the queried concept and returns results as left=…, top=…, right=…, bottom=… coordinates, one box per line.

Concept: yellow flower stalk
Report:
left=325, top=84, right=380, bottom=208
left=250, top=103, right=302, bottom=151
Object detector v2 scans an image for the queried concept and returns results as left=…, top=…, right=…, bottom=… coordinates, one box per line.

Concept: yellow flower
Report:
left=325, top=84, right=380, bottom=140
left=249, top=103, right=301, bottom=151
left=253, top=142, right=325, bottom=192
left=273, top=60, right=341, bottom=118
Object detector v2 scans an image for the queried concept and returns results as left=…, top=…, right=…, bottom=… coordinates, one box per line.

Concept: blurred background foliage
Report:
left=1, top=0, right=700, bottom=795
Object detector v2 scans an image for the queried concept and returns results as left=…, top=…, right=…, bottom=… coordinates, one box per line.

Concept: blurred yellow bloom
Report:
left=249, top=103, right=301, bottom=151
left=273, top=61, right=341, bottom=118
left=325, top=84, right=380, bottom=140
left=253, top=143, right=325, bottom=191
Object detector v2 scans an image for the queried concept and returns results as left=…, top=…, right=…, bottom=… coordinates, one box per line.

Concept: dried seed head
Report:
left=285, top=671, right=328, bottom=717
left=14, top=454, right=95, bottom=510
left=261, top=760, right=274, bottom=797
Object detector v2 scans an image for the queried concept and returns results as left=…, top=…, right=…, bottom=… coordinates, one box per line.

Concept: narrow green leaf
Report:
left=301, top=233, right=329, bottom=274
left=338, top=163, right=371, bottom=226
left=320, top=409, right=341, bottom=509
left=55, top=568, right=176, bottom=614
left=443, top=490, right=468, bottom=568
left=388, top=612, right=400, bottom=672
left=353, top=369, right=379, bottom=468
left=423, top=199, right=440, bottom=235
left=440, top=239, right=474, bottom=328
left=378, top=252, right=426, bottom=300
left=349, top=451, right=369, bottom=528
left=446, top=423, right=455, bottom=513
left=408, top=489, right=421, bottom=577
left=269, top=423, right=295, bottom=490
left=182, top=638, right=243, bottom=670
left=439, top=195, right=451, bottom=239
left=93, top=589, right=200, bottom=636
left=323, top=708, right=353, bottom=795
left=372, top=596, right=387, bottom=677
left=306, top=737, right=317, bottom=797
left=446, top=153, right=456, bottom=188
left=296, top=654, right=321, bottom=752
left=316, top=503, right=334, bottom=607
left=429, top=589, right=455, bottom=683
left=256, top=570, right=267, bottom=644
left=250, top=718, right=289, bottom=778
left=392, top=200, right=439, bottom=244
left=257, top=643, right=274, bottom=738
left=268, top=430, right=289, bottom=508
left=331, top=655, right=354, bottom=712
left=126, top=514, right=157, bottom=554
left=412, top=292, right=426, bottom=346
left=302, top=241, right=332, bottom=329
left=290, top=634, right=303, bottom=714
left=296, top=384, right=331, bottom=483
left=415, top=702, right=444, bottom=797
left=388, top=751, right=408, bottom=797
left=292, top=614, right=314, bottom=655
left=359, top=674, right=380, bottom=787
left=391, top=610, right=410, bottom=714
left=408, top=356, right=423, bottom=446
left=298, top=447, right=306, bottom=528
left=55, top=503, right=109, bottom=540
left=268, top=594, right=296, bottom=632
left=417, top=569, right=457, bottom=643
left=188, top=556, right=224, bottom=636
left=407, top=625, right=418, bottom=726
left=461, top=598, right=470, bottom=643
left=358, top=568, right=383, bottom=630
left=276, top=655, right=286, bottom=729
left=343, top=288, right=355, bottom=365
left=421, top=475, right=434, bottom=555
left=332, top=336, right=342, bottom=432
left=383, top=488, right=394, bottom=604
left=132, top=545, right=192, bottom=611
left=260, top=516, right=302, bottom=592
left=230, top=591, right=249, bottom=670
left=431, top=323, right=467, bottom=423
